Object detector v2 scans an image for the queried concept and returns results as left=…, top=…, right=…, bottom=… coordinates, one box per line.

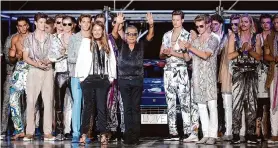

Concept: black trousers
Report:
left=54, top=72, right=70, bottom=134
left=118, top=78, right=143, bottom=143
left=81, top=75, right=110, bottom=134
left=257, top=98, right=270, bottom=120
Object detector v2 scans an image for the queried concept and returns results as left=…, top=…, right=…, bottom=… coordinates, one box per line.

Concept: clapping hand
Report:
left=183, top=41, right=192, bottom=49
left=163, top=48, right=171, bottom=56
left=178, top=39, right=186, bottom=49
left=190, top=30, right=198, bottom=40
left=36, top=61, right=48, bottom=70
left=242, top=42, right=252, bottom=52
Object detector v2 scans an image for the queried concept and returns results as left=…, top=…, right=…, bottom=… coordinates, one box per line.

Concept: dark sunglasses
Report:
left=126, top=32, right=138, bottom=37
left=56, top=21, right=62, bottom=24
left=195, top=25, right=204, bottom=29
left=231, top=23, right=238, bottom=26
left=63, top=23, right=72, bottom=27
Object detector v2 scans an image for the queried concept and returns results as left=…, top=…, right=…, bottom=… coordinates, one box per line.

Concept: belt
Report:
left=166, top=63, right=187, bottom=68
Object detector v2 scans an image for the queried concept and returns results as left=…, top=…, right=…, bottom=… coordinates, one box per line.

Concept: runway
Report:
left=1, top=138, right=277, bottom=148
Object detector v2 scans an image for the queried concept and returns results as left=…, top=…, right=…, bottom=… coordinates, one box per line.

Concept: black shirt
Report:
left=114, top=37, right=150, bottom=80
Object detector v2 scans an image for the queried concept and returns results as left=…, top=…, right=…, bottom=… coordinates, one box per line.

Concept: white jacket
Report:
left=75, top=38, right=116, bottom=82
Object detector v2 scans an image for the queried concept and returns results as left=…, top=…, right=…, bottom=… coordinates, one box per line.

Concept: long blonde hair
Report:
left=239, top=14, right=256, bottom=35
left=91, top=21, right=110, bottom=54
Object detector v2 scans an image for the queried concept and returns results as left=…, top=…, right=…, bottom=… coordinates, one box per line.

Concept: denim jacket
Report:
left=67, top=32, right=83, bottom=77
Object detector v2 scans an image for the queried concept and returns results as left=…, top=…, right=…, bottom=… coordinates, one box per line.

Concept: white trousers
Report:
left=222, top=94, right=232, bottom=136
left=198, top=100, right=218, bottom=138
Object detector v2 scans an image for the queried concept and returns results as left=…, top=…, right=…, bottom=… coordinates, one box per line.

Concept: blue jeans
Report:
left=71, top=77, right=83, bottom=137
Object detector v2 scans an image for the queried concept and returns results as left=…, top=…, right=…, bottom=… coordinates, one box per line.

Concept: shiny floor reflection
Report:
left=0, top=138, right=276, bottom=148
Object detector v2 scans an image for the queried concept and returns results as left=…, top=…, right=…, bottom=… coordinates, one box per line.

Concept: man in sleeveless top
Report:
left=228, top=14, right=262, bottom=144
left=256, top=14, right=272, bottom=140
left=264, top=14, right=278, bottom=144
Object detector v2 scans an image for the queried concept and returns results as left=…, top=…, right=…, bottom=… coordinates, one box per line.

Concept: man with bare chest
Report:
left=8, top=17, right=31, bottom=140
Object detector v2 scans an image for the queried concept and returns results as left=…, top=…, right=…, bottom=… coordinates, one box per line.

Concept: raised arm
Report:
left=146, top=12, right=154, bottom=41
left=112, top=13, right=124, bottom=40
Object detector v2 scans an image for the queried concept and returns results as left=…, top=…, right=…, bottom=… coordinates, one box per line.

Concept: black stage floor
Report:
left=1, top=138, right=278, bottom=148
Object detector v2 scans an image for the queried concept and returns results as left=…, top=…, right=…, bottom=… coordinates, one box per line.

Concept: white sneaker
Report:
left=23, top=135, right=33, bottom=141
left=196, top=137, right=209, bottom=144
left=205, top=137, right=216, bottom=145
left=0, top=135, right=6, bottom=140
left=44, top=135, right=55, bottom=141
left=267, top=139, right=277, bottom=144
left=183, top=134, right=199, bottom=143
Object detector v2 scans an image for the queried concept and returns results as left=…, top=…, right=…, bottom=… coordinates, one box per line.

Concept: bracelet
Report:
left=149, top=24, right=154, bottom=28
left=182, top=48, right=188, bottom=53
left=243, top=50, right=249, bottom=55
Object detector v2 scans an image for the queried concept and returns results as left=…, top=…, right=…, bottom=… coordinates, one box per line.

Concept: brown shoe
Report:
left=267, top=136, right=278, bottom=144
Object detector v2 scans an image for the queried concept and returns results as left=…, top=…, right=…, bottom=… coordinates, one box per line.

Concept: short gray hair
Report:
left=125, top=25, right=138, bottom=34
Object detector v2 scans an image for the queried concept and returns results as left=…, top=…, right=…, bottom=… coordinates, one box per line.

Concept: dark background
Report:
left=1, top=1, right=278, bottom=59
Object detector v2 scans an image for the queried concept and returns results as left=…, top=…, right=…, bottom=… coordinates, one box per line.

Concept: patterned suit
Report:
left=162, top=29, right=199, bottom=136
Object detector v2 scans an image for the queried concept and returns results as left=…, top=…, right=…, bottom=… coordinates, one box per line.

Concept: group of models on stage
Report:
left=1, top=10, right=278, bottom=145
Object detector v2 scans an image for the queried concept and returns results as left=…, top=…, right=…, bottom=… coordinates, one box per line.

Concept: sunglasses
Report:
left=63, top=23, right=72, bottom=27
left=126, top=32, right=138, bottom=37
left=231, top=23, right=238, bottom=26
left=56, top=21, right=62, bottom=24
left=195, top=25, right=204, bottom=29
